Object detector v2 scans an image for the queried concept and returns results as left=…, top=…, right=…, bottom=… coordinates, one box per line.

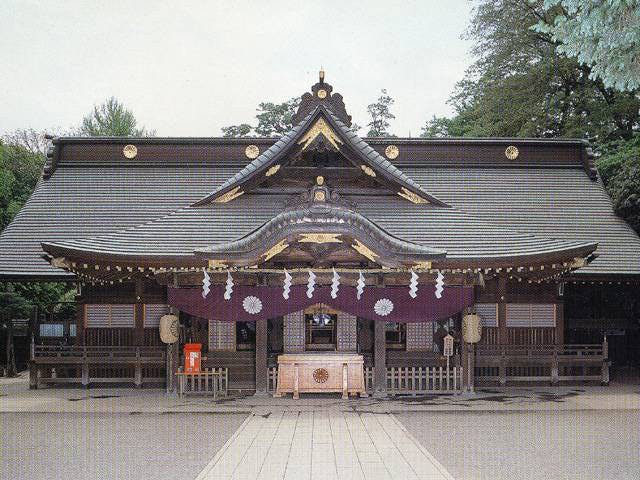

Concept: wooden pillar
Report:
left=134, top=280, right=145, bottom=345
left=76, top=301, right=85, bottom=345
left=373, top=320, right=386, bottom=397
left=497, top=277, right=507, bottom=345
left=254, top=320, right=268, bottom=396
left=555, top=302, right=564, bottom=345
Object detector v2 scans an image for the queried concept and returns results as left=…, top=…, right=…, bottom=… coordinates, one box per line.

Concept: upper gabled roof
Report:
left=192, top=103, right=448, bottom=207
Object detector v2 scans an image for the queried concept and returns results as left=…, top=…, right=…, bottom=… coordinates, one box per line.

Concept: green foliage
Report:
left=366, top=89, right=395, bottom=137
left=221, top=124, right=252, bottom=138
left=221, top=98, right=300, bottom=137
left=535, top=1, right=640, bottom=91
left=255, top=98, right=300, bottom=137
left=0, top=141, right=45, bottom=231
left=607, top=154, right=640, bottom=233
left=596, top=135, right=640, bottom=184
left=79, top=97, right=154, bottom=137
left=441, top=0, right=640, bottom=142
left=420, top=115, right=468, bottom=137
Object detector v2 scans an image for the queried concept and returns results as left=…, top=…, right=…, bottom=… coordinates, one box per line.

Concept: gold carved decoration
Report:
left=314, top=190, right=326, bottom=202
left=385, top=145, right=399, bottom=159
left=313, top=368, right=329, bottom=383
left=317, top=89, right=327, bottom=99
left=208, top=259, right=228, bottom=269
left=413, top=261, right=432, bottom=270
left=298, top=233, right=343, bottom=244
left=123, top=144, right=138, bottom=159
left=214, top=186, right=244, bottom=203
left=398, top=187, right=428, bottom=204
left=352, top=239, right=379, bottom=262
left=298, top=117, right=343, bottom=151
left=265, top=164, right=280, bottom=176
left=316, top=175, right=324, bottom=185
left=505, top=145, right=519, bottom=160
left=262, top=239, right=289, bottom=261
left=245, top=145, right=260, bottom=159
left=361, top=164, right=376, bottom=177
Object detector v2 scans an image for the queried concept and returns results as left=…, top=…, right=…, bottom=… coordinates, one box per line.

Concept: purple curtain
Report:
left=168, top=284, right=474, bottom=323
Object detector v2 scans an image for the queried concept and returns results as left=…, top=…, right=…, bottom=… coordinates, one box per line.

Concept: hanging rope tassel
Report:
left=330, top=268, right=340, bottom=299
left=435, top=270, right=444, bottom=299
left=409, top=270, right=419, bottom=298
left=356, top=270, right=365, bottom=300
left=202, top=269, right=211, bottom=299
left=223, top=270, right=234, bottom=300
left=283, top=269, right=292, bottom=300
left=307, top=270, right=316, bottom=298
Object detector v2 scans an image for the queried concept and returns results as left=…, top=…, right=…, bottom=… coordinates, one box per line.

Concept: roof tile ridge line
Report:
left=190, top=106, right=322, bottom=207
left=41, top=201, right=204, bottom=250
left=196, top=203, right=448, bottom=256
left=321, top=108, right=450, bottom=208
left=439, top=202, right=599, bottom=249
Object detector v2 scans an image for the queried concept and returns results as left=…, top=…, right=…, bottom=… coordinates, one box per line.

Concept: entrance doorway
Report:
left=304, top=304, right=337, bottom=351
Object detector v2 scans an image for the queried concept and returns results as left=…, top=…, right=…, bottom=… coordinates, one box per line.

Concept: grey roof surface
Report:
left=193, top=105, right=447, bottom=206
left=1, top=155, right=638, bottom=278
left=41, top=193, right=595, bottom=265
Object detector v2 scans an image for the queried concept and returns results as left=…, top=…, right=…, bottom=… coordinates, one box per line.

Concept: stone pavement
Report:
left=195, top=410, right=454, bottom=480
left=1, top=375, right=638, bottom=413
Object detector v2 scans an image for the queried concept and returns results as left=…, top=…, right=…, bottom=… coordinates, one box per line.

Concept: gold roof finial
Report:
left=319, top=67, right=325, bottom=83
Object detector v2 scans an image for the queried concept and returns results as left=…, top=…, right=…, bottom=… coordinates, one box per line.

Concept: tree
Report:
left=2, top=128, right=51, bottom=156
left=535, top=1, right=640, bottom=91
left=0, top=141, right=45, bottom=231
left=79, top=97, right=153, bottom=136
left=433, top=0, right=639, bottom=142
left=366, top=89, right=395, bottom=137
left=221, top=124, right=252, bottom=138
left=221, top=98, right=300, bottom=137
left=255, top=98, right=300, bottom=136
left=421, top=115, right=468, bottom=138
left=607, top=150, right=640, bottom=233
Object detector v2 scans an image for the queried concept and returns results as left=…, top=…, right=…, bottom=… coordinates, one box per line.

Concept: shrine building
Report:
left=1, top=73, right=639, bottom=395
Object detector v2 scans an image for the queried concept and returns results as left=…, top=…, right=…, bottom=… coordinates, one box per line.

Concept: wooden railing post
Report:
left=601, top=338, right=610, bottom=385
left=134, top=347, right=142, bottom=388
left=499, top=348, right=506, bottom=386
left=551, top=347, right=559, bottom=385
left=81, top=347, right=89, bottom=388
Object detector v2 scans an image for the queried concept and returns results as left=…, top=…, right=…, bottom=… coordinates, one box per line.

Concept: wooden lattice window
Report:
left=85, top=304, right=135, bottom=328
left=283, top=310, right=305, bottom=352
left=406, top=322, right=433, bottom=351
left=475, top=303, right=498, bottom=327
left=506, top=304, right=556, bottom=327
left=208, top=319, right=236, bottom=351
left=336, top=312, right=357, bottom=351
left=143, top=304, right=169, bottom=328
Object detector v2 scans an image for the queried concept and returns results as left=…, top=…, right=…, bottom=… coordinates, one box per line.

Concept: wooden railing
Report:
left=268, top=365, right=463, bottom=395
left=177, top=367, right=228, bottom=398
left=475, top=342, right=609, bottom=384
left=363, top=366, right=463, bottom=395
left=30, top=344, right=166, bottom=388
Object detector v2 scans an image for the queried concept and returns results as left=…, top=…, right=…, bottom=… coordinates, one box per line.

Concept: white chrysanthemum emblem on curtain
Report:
left=242, top=296, right=263, bottom=315
left=374, top=298, right=394, bottom=316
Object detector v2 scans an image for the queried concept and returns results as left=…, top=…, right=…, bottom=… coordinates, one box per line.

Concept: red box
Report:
left=183, top=343, right=202, bottom=373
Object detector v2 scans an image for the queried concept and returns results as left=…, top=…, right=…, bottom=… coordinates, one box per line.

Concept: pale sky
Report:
left=1, top=0, right=473, bottom=137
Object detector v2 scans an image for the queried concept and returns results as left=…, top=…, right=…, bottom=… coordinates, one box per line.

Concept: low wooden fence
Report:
left=364, top=366, right=463, bottom=395
left=177, top=367, right=228, bottom=398
left=267, top=366, right=463, bottom=395
left=30, top=344, right=166, bottom=388
left=475, top=342, right=609, bottom=385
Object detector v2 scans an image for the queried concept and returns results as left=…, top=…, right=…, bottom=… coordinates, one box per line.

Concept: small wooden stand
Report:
left=274, top=353, right=367, bottom=399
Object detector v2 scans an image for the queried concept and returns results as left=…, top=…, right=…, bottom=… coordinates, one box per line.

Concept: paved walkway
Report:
left=195, top=410, right=454, bottom=480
